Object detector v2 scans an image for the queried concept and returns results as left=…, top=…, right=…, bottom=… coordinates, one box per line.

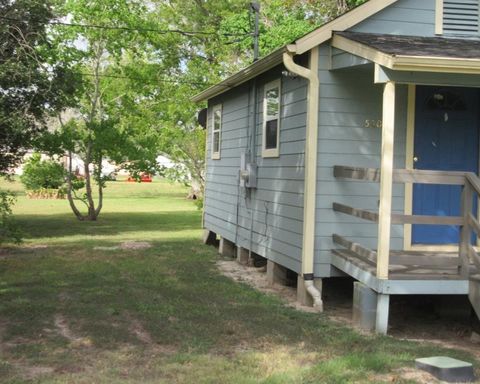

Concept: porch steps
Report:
left=469, top=274, right=480, bottom=320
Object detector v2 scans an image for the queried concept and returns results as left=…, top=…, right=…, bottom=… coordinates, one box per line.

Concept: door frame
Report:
left=403, top=84, right=480, bottom=251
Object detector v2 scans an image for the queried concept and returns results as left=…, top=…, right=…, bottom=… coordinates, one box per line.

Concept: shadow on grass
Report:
left=0, top=238, right=476, bottom=360
left=15, top=211, right=202, bottom=240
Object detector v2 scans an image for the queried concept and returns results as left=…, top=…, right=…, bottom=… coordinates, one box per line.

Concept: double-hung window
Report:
left=262, top=79, right=281, bottom=158
left=211, top=104, right=222, bottom=159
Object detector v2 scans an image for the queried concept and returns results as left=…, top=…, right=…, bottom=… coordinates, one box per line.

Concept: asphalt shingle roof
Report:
left=336, top=31, right=480, bottom=59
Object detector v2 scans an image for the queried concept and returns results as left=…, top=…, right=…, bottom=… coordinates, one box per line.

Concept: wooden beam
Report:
left=333, top=202, right=463, bottom=225
left=333, top=165, right=466, bottom=185
left=468, top=213, right=480, bottom=237
left=377, top=82, right=395, bottom=280
left=333, top=203, right=379, bottom=222
left=459, top=183, right=474, bottom=277
left=466, top=173, right=480, bottom=196
left=332, top=234, right=377, bottom=264
left=391, top=214, right=463, bottom=226
left=468, top=244, right=480, bottom=270
left=333, top=165, right=381, bottom=181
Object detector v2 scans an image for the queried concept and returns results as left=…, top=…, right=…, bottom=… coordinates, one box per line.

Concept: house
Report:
left=193, top=0, right=480, bottom=334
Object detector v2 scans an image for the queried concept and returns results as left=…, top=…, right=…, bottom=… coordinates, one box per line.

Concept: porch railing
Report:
left=333, top=165, right=480, bottom=279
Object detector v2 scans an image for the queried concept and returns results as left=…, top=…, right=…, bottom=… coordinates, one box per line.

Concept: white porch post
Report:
left=375, top=81, right=395, bottom=334
left=377, top=81, right=396, bottom=280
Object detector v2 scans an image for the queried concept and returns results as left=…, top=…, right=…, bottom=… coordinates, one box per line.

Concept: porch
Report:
left=331, top=165, right=480, bottom=334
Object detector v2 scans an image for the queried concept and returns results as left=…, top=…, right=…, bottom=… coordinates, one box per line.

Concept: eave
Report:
left=332, top=34, right=480, bottom=75
left=191, top=47, right=286, bottom=103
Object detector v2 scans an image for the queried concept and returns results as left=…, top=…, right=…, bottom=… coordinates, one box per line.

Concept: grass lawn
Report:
left=0, top=178, right=477, bottom=383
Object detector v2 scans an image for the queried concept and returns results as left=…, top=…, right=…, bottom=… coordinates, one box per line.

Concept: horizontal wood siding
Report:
left=204, top=70, right=308, bottom=274
left=204, top=84, right=248, bottom=246
left=351, top=0, right=436, bottom=36
left=315, top=45, right=408, bottom=276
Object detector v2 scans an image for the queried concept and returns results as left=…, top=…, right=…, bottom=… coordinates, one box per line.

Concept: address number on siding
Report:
left=364, top=119, right=382, bottom=128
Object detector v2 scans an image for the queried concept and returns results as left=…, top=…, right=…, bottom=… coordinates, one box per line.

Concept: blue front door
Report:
left=412, top=86, right=479, bottom=245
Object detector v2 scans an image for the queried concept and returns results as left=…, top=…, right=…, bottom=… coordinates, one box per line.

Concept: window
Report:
left=262, top=79, right=281, bottom=158
left=211, top=104, right=222, bottom=159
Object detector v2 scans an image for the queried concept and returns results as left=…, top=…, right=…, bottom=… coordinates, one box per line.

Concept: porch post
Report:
left=377, top=81, right=396, bottom=280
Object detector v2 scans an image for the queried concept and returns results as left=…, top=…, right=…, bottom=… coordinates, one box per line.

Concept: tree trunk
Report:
left=66, top=151, right=85, bottom=221
left=94, top=155, right=103, bottom=217
left=83, top=143, right=97, bottom=221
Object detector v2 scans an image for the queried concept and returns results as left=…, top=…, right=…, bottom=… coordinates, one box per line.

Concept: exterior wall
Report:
left=351, top=0, right=436, bottom=36
left=204, top=83, right=249, bottom=243
left=204, top=67, right=308, bottom=273
left=203, top=0, right=439, bottom=277
left=314, top=45, right=408, bottom=277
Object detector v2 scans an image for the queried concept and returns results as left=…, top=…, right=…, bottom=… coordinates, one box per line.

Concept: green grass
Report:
left=0, top=178, right=477, bottom=383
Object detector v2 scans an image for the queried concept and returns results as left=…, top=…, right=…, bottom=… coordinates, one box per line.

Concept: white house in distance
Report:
left=194, top=0, right=480, bottom=334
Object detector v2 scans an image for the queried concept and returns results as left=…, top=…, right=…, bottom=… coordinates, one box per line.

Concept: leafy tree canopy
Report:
left=0, top=0, right=79, bottom=176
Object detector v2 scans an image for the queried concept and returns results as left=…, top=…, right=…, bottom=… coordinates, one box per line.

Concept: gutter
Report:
left=283, top=45, right=323, bottom=310
left=191, top=47, right=286, bottom=103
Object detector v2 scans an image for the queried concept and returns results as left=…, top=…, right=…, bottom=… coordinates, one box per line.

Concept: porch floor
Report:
left=331, top=249, right=477, bottom=295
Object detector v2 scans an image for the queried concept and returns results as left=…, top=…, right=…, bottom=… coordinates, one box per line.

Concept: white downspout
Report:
left=283, top=45, right=323, bottom=311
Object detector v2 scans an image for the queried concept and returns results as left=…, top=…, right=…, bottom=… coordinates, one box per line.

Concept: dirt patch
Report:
left=54, top=314, right=92, bottom=347
left=120, top=241, right=151, bottom=250
left=19, top=364, right=55, bottom=380
left=25, top=244, right=49, bottom=249
left=128, top=318, right=153, bottom=344
left=94, top=246, right=120, bottom=251
left=93, top=242, right=152, bottom=251
left=216, top=260, right=318, bottom=313
left=373, top=367, right=439, bottom=383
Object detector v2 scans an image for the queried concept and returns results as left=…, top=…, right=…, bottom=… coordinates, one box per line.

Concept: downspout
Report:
left=283, top=45, right=323, bottom=310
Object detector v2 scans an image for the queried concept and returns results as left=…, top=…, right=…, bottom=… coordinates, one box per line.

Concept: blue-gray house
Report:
left=192, top=0, right=480, bottom=334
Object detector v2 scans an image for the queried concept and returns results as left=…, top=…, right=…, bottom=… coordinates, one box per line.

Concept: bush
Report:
left=0, top=191, right=21, bottom=244
left=20, top=153, right=66, bottom=191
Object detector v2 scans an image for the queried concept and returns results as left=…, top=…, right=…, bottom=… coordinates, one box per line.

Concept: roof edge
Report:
left=191, top=47, right=286, bottom=103
left=191, top=0, right=400, bottom=103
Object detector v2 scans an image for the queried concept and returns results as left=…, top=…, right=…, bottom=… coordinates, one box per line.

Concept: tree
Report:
left=37, top=0, right=165, bottom=221
left=0, top=0, right=78, bottom=176
left=0, top=0, right=78, bottom=242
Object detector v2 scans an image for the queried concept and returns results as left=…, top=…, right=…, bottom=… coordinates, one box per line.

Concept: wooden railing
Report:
left=333, top=165, right=480, bottom=279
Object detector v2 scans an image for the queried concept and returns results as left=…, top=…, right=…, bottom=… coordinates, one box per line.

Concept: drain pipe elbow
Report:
left=304, top=279, right=323, bottom=311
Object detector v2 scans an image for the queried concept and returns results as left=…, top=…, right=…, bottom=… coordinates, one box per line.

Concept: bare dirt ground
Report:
left=217, top=259, right=480, bottom=361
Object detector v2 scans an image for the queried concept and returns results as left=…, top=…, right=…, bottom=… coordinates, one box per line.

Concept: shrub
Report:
left=20, top=153, right=66, bottom=191
left=0, top=191, right=21, bottom=244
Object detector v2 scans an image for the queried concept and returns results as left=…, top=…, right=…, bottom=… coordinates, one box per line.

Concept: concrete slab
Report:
left=415, top=356, right=475, bottom=383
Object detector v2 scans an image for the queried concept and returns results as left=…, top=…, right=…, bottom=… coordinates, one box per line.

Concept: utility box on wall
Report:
left=240, top=152, right=257, bottom=189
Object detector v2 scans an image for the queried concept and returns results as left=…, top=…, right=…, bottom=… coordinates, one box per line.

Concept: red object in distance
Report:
left=127, top=173, right=153, bottom=182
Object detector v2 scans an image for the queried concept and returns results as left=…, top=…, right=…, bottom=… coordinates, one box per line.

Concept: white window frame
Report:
left=262, top=79, right=281, bottom=158
left=211, top=104, right=222, bottom=160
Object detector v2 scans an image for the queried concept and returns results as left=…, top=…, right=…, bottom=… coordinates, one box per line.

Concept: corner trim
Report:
left=435, top=0, right=444, bottom=35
